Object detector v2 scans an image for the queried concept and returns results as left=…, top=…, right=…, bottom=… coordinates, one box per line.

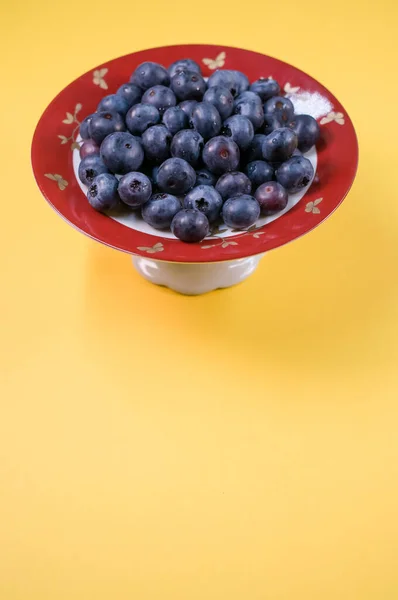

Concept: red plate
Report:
left=31, top=44, right=358, bottom=263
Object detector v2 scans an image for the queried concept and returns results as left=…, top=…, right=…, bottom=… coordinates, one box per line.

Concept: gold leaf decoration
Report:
left=320, top=111, right=345, bottom=125
left=70, top=141, right=80, bottom=152
left=202, top=51, right=226, bottom=70
left=305, top=197, right=323, bottom=214
left=62, top=112, right=74, bottom=124
left=45, top=173, right=68, bottom=191
left=137, top=242, right=164, bottom=254
left=284, top=82, right=300, bottom=94
left=93, top=68, right=108, bottom=90
left=58, top=135, right=68, bottom=145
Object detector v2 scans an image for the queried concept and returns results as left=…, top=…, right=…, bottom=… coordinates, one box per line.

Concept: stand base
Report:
left=132, top=255, right=262, bottom=295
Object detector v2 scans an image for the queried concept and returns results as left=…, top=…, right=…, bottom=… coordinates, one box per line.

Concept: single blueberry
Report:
left=250, top=78, right=280, bottom=101
left=245, top=160, right=274, bottom=190
left=100, top=132, right=144, bottom=174
left=275, top=155, right=314, bottom=193
left=195, top=168, right=217, bottom=187
left=222, top=195, right=260, bottom=229
left=168, top=58, right=201, bottom=79
left=79, top=139, right=100, bottom=159
left=203, top=86, right=234, bottom=120
left=255, top=181, right=288, bottom=215
left=264, top=96, right=294, bottom=125
left=98, top=94, right=129, bottom=116
left=287, top=114, right=320, bottom=152
left=130, top=61, right=170, bottom=90
left=179, top=100, right=199, bottom=120
left=262, top=127, right=298, bottom=163
left=80, top=114, right=95, bottom=140
left=234, top=91, right=263, bottom=107
left=142, top=85, right=177, bottom=114
left=118, top=172, right=152, bottom=208
left=202, top=136, right=240, bottom=175
left=78, top=155, right=109, bottom=186
left=233, top=95, right=264, bottom=130
left=183, top=185, right=223, bottom=223
left=190, top=102, right=222, bottom=140
left=221, top=114, right=254, bottom=150
left=170, top=69, right=206, bottom=101
left=171, top=209, right=210, bottom=243
left=215, top=171, right=252, bottom=200
left=126, top=103, right=160, bottom=135
left=162, top=106, right=189, bottom=135
left=141, top=193, right=181, bottom=229
left=157, top=157, right=196, bottom=195
left=87, top=173, right=119, bottom=212
left=88, top=111, right=126, bottom=145
left=142, top=125, right=172, bottom=163
left=116, top=82, right=142, bottom=107
left=207, top=70, right=249, bottom=97
left=171, top=129, right=204, bottom=166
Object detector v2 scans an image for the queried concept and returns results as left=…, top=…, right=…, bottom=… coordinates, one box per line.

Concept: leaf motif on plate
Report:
left=70, top=141, right=80, bottom=152
left=74, top=103, right=82, bottom=115
left=58, top=135, right=68, bottom=144
left=305, top=197, right=323, bottom=214
left=221, top=240, right=238, bottom=248
left=202, top=51, right=226, bottom=70
left=45, top=173, right=68, bottom=190
left=62, top=112, right=74, bottom=124
left=137, top=242, right=164, bottom=254
left=93, top=68, right=108, bottom=89
left=284, top=82, right=300, bottom=94
left=320, top=111, right=345, bottom=125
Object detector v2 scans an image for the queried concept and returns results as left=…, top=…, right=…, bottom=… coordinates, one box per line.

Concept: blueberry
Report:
left=203, top=86, right=234, bottom=120
left=183, top=185, right=223, bottom=223
left=170, top=129, right=204, bottom=166
left=241, top=134, right=267, bottom=163
left=142, top=125, right=172, bottom=163
left=86, top=173, right=119, bottom=212
left=130, top=61, right=170, bottom=90
left=195, top=168, right=217, bottom=187
left=79, top=139, right=100, bottom=159
left=118, top=171, right=152, bottom=208
left=141, top=193, right=181, bottom=229
left=222, top=195, right=260, bottom=229
left=234, top=91, right=263, bottom=106
left=170, top=69, right=206, bottom=101
left=80, top=114, right=94, bottom=140
left=264, top=96, right=294, bottom=125
left=215, top=171, right=252, bottom=200
left=254, top=181, right=288, bottom=215
left=262, top=127, right=298, bottom=162
left=157, top=157, right=196, bottom=195
left=275, top=155, right=314, bottom=193
left=263, top=113, right=283, bottom=135
left=221, top=115, right=254, bottom=150
left=179, top=100, right=199, bottom=120
left=78, top=155, right=109, bottom=186
left=190, top=102, right=222, bottom=140
left=100, top=132, right=144, bottom=174
left=162, top=106, right=189, bottom=134
left=142, top=85, right=177, bottom=114
left=250, top=78, right=280, bottom=101
left=126, top=103, right=160, bottom=135
left=116, top=82, right=142, bottom=107
left=287, top=114, right=320, bottom=152
left=245, top=160, right=274, bottom=189
left=171, top=209, right=210, bottom=243
left=233, top=94, right=264, bottom=130
left=98, top=94, right=129, bottom=116
left=168, top=58, right=201, bottom=78
left=88, top=111, right=126, bottom=145
left=202, top=136, right=240, bottom=175
left=207, top=70, right=249, bottom=97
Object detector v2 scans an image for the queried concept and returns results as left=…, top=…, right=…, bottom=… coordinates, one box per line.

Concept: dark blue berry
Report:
left=264, top=96, right=294, bottom=125
left=157, top=157, right=196, bottom=195
left=170, top=70, right=206, bottom=101
left=130, top=61, right=170, bottom=90
left=142, top=85, right=177, bottom=114
left=168, top=59, right=201, bottom=79
left=88, top=111, right=126, bottom=145
left=179, top=100, right=198, bottom=120
left=221, top=115, right=254, bottom=150
left=98, top=94, right=129, bottom=116
left=80, top=139, right=100, bottom=159
left=87, top=173, right=119, bottom=212
left=233, top=93, right=264, bottom=129
left=190, top=102, right=222, bottom=140
left=171, top=129, right=204, bottom=166
left=255, top=181, right=288, bottom=215
left=162, top=106, right=189, bottom=134
left=195, top=168, right=217, bottom=187
left=78, top=155, right=109, bottom=186
left=126, top=103, right=160, bottom=135
left=207, top=70, right=249, bottom=97
left=183, top=185, right=223, bottom=223
left=203, top=86, right=234, bottom=120
left=275, top=155, right=314, bottom=193
left=262, top=127, right=298, bottom=162
left=171, top=209, right=210, bottom=243
left=100, top=132, right=144, bottom=174
left=242, top=134, right=267, bottom=163
left=116, top=83, right=142, bottom=107
left=263, top=113, right=283, bottom=135
left=142, top=125, right=172, bottom=163
left=245, top=160, right=274, bottom=189
left=118, top=172, right=152, bottom=208
left=222, top=195, right=260, bottom=229
left=80, top=114, right=94, bottom=140
left=202, top=136, right=240, bottom=175
left=287, top=114, right=320, bottom=152
left=250, top=78, right=280, bottom=101
left=141, top=193, right=181, bottom=229
left=215, top=171, right=252, bottom=200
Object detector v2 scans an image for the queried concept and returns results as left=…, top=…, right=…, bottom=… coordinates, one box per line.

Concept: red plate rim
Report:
left=31, top=44, right=358, bottom=263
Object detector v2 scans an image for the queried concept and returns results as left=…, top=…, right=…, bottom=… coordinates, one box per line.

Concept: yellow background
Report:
left=1, top=0, right=398, bottom=597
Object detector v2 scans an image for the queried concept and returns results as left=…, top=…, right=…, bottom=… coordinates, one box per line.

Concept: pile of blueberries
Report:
left=78, top=58, right=320, bottom=243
